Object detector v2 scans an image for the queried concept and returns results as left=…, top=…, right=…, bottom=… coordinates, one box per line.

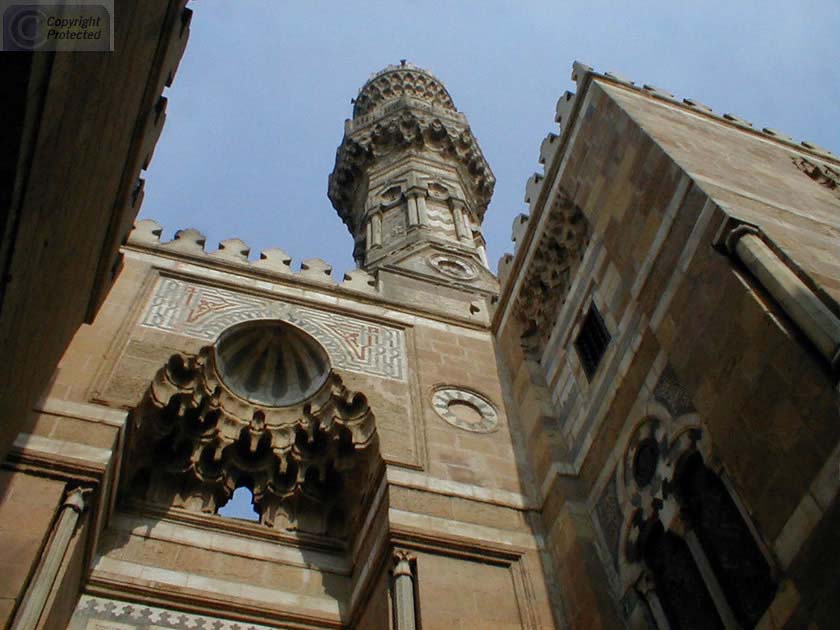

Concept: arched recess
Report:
left=121, top=320, right=384, bottom=541
left=673, top=451, right=776, bottom=627
left=637, top=519, right=724, bottom=630
left=617, top=414, right=777, bottom=628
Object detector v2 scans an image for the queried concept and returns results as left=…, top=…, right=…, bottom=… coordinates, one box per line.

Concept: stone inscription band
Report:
left=141, top=277, right=407, bottom=381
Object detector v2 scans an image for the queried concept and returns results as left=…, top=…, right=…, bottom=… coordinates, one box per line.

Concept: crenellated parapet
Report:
left=126, top=219, right=378, bottom=294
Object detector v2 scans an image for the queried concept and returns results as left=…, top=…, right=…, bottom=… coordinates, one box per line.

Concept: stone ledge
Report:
left=35, top=397, right=127, bottom=428
left=89, top=557, right=344, bottom=619
left=387, top=466, right=536, bottom=510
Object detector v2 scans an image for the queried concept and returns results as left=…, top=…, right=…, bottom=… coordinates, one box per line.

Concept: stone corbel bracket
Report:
left=125, top=219, right=379, bottom=295
left=724, top=224, right=840, bottom=372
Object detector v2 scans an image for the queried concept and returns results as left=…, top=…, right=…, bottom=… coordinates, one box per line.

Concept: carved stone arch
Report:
left=378, top=182, right=405, bottom=206
left=426, top=180, right=451, bottom=200
left=616, top=411, right=706, bottom=610
left=662, top=415, right=710, bottom=480
left=617, top=508, right=646, bottom=592
left=634, top=517, right=726, bottom=630
left=639, top=398, right=674, bottom=424
left=670, top=446, right=778, bottom=626
left=619, top=417, right=667, bottom=502
left=121, top=320, right=384, bottom=542
left=615, top=415, right=671, bottom=595
left=615, top=407, right=777, bottom=628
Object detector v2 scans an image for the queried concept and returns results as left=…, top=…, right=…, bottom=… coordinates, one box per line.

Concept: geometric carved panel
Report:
left=653, top=364, right=695, bottom=418
left=140, top=277, right=406, bottom=381
left=595, top=470, right=622, bottom=570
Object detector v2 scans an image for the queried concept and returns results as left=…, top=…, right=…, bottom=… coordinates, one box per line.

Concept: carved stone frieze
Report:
left=140, top=277, right=407, bottom=382
left=123, top=339, right=381, bottom=539
left=516, top=194, right=591, bottom=357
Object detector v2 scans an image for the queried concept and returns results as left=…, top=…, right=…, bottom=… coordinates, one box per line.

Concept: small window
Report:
left=217, top=486, right=260, bottom=522
left=574, top=304, right=610, bottom=380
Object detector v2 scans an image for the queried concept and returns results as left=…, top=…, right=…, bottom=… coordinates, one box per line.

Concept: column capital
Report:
left=62, top=486, right=92, bottom=514
left=658, top=496, right=687, bottom=534
left=392, top=549, right=415, bottom=577
left=635, top=569, right=657, bottom=596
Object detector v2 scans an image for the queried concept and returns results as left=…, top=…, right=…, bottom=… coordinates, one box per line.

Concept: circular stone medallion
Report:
left=426, top=254, right=477, bottom=281
left=432, top=387, right=499, bottom=433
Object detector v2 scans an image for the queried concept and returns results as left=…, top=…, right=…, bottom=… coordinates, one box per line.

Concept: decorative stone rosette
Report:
left=123, top=340, right=381, bottom=539
left=427, top=253, right=477, bottom=280
left=431, top=387, right=499, bottom=433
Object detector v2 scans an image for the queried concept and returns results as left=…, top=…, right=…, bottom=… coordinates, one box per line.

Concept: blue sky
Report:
left=151, top=1, right=839, bottom=520
left=141, top=0, right=840, bottom=284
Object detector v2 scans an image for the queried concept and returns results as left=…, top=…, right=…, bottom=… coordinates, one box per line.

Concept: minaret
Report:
left=329, top=62, right=496, bottom=302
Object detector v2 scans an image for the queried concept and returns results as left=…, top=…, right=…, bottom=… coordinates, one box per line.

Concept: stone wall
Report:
left=30, top=220, right=557, bottom=628
left=0, top=472, right=65, bottom=625
left=495, top=72, right=840, bottom=628
left=0, top=0, right=191, bottom=463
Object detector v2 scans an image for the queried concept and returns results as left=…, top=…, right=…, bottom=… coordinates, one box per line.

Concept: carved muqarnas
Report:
left=792, top=155, right=840, bottom=197
left=517, top=196, right=590, bottom=357
left=123, top=346, right=381, bottom=539
left=329, top=111, right=495, bottom=233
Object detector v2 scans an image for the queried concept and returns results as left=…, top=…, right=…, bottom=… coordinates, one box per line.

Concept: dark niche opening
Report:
left=574, top=303, right=611, bottom=380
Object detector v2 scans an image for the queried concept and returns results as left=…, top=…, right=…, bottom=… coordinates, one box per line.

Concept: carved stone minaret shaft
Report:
left=329, top=62, right=495, bottom=279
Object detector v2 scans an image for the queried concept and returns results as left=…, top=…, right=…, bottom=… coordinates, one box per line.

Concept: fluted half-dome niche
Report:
left=215, top=320, right=331, bottom=407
